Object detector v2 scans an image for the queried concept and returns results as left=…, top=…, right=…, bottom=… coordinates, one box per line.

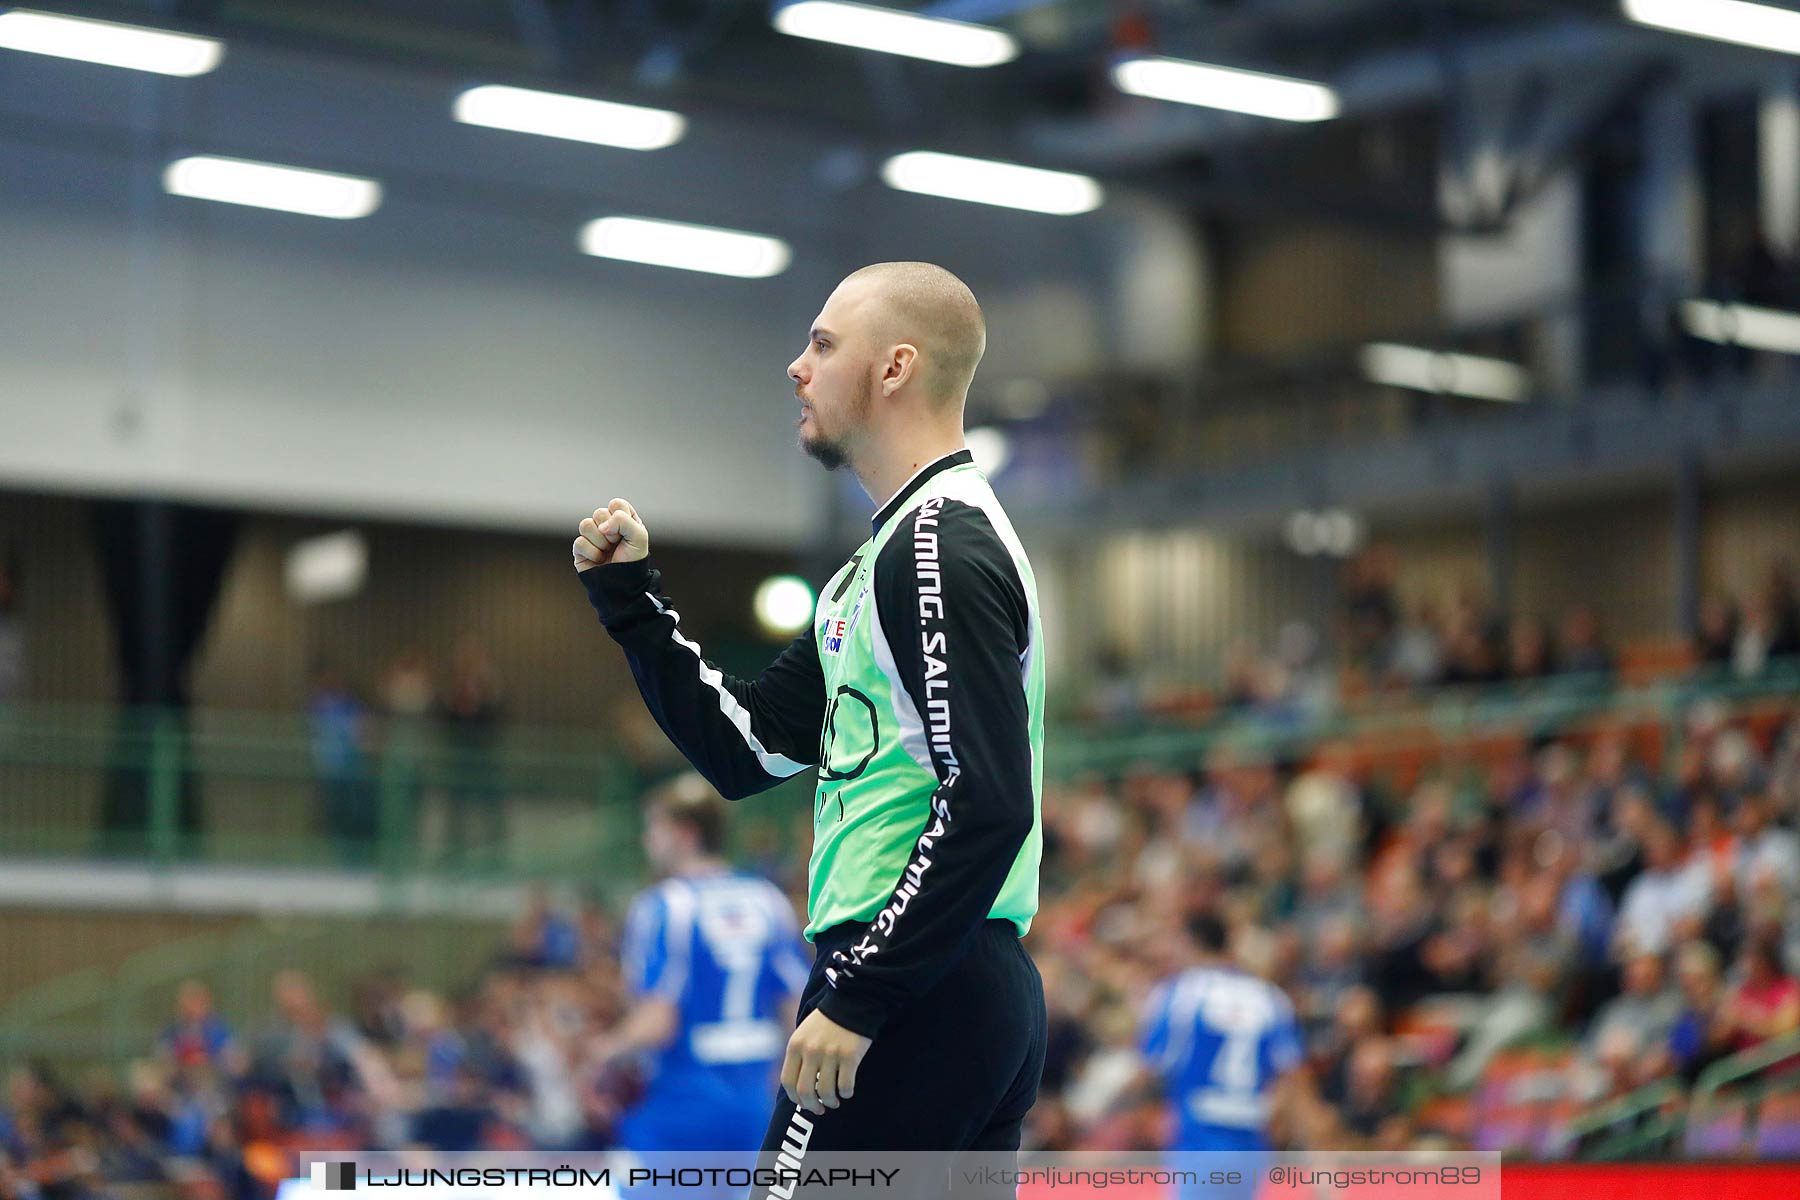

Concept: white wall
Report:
left=0, top=185, right=822, bottom=545
left=0, top=42, right=1208, bottom=547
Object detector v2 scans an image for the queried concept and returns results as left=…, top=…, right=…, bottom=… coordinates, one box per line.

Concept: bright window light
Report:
left=1360, top=343, right=1532, bottom=403
left=163, top=156, right=382, bottom=219
left=755, top=575, right=815, bottom=637
left=0, top=8, right=222, bottom=76
left=1681, top=299, right=1800, bottom=353
left=453, top=85, right=685, bottom=151
left=1113, top=56, right=1339, bottom=122
left=1624, top=0, right=1800, bottom=56
left=880, top=151, right=1103, bottom=215
left=773, top=1, right=1016, bottom=68
left=580, top=216, right=791, bottom=278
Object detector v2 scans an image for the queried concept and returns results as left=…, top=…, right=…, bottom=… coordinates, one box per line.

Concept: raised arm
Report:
left=575, top=499, right=825, bottom=800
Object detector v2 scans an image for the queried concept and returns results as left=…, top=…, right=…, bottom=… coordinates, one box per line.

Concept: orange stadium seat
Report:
left=1617, top=637, right=1699, bottom=687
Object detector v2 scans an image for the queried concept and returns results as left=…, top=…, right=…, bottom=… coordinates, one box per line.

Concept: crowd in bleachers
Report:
left=1086, top=549, right=1800, bottom=731
left=1025, top=698, right=1800, bottom=1154
left=8, top=685, right=1800, bottom=1195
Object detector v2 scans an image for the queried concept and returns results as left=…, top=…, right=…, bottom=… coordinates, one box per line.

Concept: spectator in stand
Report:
left=1614, top=819, right=1712, bottom=958
left=1386, top=601, right=1445, bottom=691
left=1585, top=952, right=1682, bottom=1076
left=1268, top=621, right=1337, bottom=727
left=1507, top=616, right=1555, bottom=682
left=502, top=885, right=582, bottom=971
left=158, top=981, right=242, bottom=1078
left=1284, top=744, right=1364, bottom=871
left=395, top=989, right=467, bottom=1109
left=412, top=1065, right=492, bottom=1152
left=441, top=637, right=506, bottom=868
left=1342, top=546, right=1400, bottom=679
left=1440, top=596, right=1504, bottom=687
left=1086, top=643, right=1148, bottom=725
left=1766, top=563, right=1800, bottom=656
left=1336, top=1037, right=1410, bottom=1149
left=1556, top=604, right=1614, bottom=681
left=1220, top=640, right=1264, bottom=712
left=1770, top=715, right=1800, bottom=824
left=1294, top=915, right=1367, bottom=1047
left=1314, top=985, right=1382, bottom=1104
left=379, top=654, right=435, bottom=858
left=1579, top=728, right=1650, bottom=833
left=308, top=662, right=374, bottom=866
left=1694, top=595, right=1739, bottom=670
left=251, top=970, right=395, bottom=1135
left=1733, top=792, right=1800, bottom=908
left=1665, top=940, right=1730, bottom=1081
left=1734, top=579, right=1800, bottom=679
left=1716, top=936, right=1800, bottom=1054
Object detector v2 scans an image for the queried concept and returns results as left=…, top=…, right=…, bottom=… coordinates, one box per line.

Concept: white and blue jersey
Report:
left=1139, top=966, right=1303, bottom=1152
left=616, top=871, right=809, bottom=1153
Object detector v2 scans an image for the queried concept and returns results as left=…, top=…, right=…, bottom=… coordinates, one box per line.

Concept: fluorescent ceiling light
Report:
left=1113, top=55, right=1338, bottom=122
left=773, top=1, right=1016, bottom=68
left=1624, top=0, right=1800, bottom=56
left=1681, top=299, right=1800, bottom=352
left=163, top=156, right=382, bottom=219
left=1286, top=510, right=1363, bottom=557
left=881, top=150, right=1103, bottom=215
left=453, top=85, right=685, bottom=151
left=580, top=216, right=791, bottom=278
left=0, top=8, right=222, bottom=76
left=1360, top=342, right=1532, bottom=403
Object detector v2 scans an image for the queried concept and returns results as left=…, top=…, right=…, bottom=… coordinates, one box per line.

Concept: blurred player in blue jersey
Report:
left=1139, top=913, right=1305, bottom=1198
left=596, top=775, right=808, bottom=1155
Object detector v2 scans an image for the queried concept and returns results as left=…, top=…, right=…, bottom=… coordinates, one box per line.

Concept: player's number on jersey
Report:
left=691, top=897, right=781, bottom=1065
left=1206, top=995, right=1259, bottom=1095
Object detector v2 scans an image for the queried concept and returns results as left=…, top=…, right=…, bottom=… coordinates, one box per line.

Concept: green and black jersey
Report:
left=580, top=449, right=1045, bottom=1039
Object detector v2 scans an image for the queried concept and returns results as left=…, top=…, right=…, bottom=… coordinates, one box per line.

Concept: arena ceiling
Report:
left=30, top=1, right=1800, bottom=229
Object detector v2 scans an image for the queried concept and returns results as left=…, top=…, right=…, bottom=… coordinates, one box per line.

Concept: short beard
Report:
left=801, top=433, right=850, bottom=471
left=798, top=373, right=871, bottom=472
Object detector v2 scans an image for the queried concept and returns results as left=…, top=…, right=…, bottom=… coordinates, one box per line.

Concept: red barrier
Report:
left=1502, top=1164, right=1800, bottom=1200
left=1012, top=1163, right=1800, bottom=1200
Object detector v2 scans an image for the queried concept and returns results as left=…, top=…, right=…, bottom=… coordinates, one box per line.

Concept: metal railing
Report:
left=1562, top=1030, right=1800, bottom=1161
left=0, top=917, right=514, bottom=1075
left=0, top=701, right=644, bottom=877
left=1045, top=660, right=1800, bottom=779
left=1567, top=1080, right=1686, bottom=1161
left=4, top=664, right=1797, bottom=873
left=1683, top=1029, right=1800, bottom=1158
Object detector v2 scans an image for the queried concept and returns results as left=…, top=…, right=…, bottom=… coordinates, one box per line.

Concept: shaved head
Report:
left=840, top=261, right=986, bottom=408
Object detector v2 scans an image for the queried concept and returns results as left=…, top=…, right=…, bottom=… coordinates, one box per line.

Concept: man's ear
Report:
left=883, top=343, right=920, bottom=395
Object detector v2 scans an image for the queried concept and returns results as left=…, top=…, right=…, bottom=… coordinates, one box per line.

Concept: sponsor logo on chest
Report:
left=819, top=583, right=867, bottom=655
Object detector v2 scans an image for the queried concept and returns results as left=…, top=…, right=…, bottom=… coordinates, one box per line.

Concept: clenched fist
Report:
left=573, top=498, right=650, bottom=572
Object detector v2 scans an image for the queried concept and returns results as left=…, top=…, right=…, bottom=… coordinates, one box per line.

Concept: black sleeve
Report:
left=816, top=497, right=1035, bottom=1038
left=580, top=558, right=824, bottom=801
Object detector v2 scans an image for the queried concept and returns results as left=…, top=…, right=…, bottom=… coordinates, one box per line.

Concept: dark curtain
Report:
left=91, top=500, right=240, bottom=853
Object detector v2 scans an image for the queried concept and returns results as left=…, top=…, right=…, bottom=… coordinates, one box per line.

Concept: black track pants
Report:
left=758, top=917, right=1047, bottom=1165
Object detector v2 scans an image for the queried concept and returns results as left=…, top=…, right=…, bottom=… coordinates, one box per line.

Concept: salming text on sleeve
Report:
left=813, top=496, right=1037, bottom=1037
